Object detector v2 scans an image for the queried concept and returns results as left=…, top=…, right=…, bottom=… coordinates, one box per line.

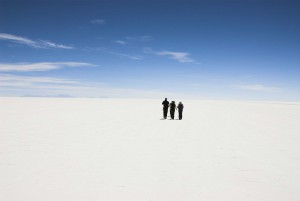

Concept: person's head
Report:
left=172, top=101, right=175, bottom=103
left=165, top=98, right=167, bottom=101
left=179, top=101, right=182, bottom=104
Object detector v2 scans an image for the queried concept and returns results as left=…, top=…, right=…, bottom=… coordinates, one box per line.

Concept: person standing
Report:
left=177, top=102, right=184, bottom=120
left=162, top=98, right=169, bottom=119
left=169, top=101, right=176, bottom=120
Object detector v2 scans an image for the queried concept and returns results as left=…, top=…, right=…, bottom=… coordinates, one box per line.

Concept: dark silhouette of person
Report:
left=169, top=101, right=176, bottom=119
left=177, top=101, right=184, bottom=120
left=162, top=98, right=169, bottom=119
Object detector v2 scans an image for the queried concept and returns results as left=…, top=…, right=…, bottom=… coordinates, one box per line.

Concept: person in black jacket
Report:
left=169, top=101, right=176, bottom=120
left=162, top=98, right=169, bottom=119
left=177, top=102, right=184, bottom=120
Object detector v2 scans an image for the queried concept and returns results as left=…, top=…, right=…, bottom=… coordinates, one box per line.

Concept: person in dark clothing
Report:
left=169, top=101, right=176, bottom=119
left=177, top=102, right=184, bottom=120
left=162, top=98, right=169, bottom=119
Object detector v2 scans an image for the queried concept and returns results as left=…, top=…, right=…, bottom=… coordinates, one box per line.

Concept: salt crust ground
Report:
left=0, top=97, right=300, bottom=201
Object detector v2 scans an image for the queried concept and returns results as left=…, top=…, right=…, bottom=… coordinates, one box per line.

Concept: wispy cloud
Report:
left=91, top=19, right=106, bottom=24
left=37, top=40, right=73, bottom=49
left=235, top=84, right=281, bottom=92
left=0, top=74, right=79, bottom=85
left=0, top=33, right=74, bottom=49
left=106, top=51, right=142, bottom=60
left=112, top=35, right=153, bottom=45
left=113, top=40, right=128, bottom=45
left=0, top=74, right=182, bottom=98
left=0, top=73, right=106, bottom=97
left=144, top=48, right=198, bottom=63
left=94, top=48, right=142, bottom=60
left=126, top=35, right=153, bottom=42
left=157, top=50, right=195, bottom=63
left=0, top=62, right=97, bottom=72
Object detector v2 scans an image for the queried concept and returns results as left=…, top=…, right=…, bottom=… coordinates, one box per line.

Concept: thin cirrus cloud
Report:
left=91, top=19, right=106, bottom=24
left=144, top=48, right=197, bottom=63
left=126, top=35, right=153, bottom=42
left=113, top=35, right=154, bottom=45
left=157, top=50, right=195, bottom=63
left=0, top=73, right=106, bottom=98
left=0, top=33, right=74, bottom=49
left=94, top=48, right=142, bottom=60
left=0, top=74, right=79, bottom=85
left=113, top=40, right=128, bottom=45
left=0, top=74, right=104, bottom=88
left=0, top=74, right=178, bottom=98
left=106, top=51, right=142, bottom=60
left=0, top=62, right=97, bottom=72
left=235, top=84, right=281, bottom=92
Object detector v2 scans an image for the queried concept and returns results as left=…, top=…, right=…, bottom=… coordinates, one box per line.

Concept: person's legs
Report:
left=163, top=108, right=168, bottom=119
left=179, top=110, right=182, bottom=120
left=171, top=109, right=175, bottom=119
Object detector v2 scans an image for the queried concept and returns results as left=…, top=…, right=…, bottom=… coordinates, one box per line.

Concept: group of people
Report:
left=162, top=98, right=184, bottom=120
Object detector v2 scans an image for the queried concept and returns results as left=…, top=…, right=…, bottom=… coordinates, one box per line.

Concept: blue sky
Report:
left=0, top=0, right=299, bottom=100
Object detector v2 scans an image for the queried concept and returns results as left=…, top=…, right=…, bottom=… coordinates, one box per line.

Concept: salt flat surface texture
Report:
left=0, top=97, right=300, bottom=201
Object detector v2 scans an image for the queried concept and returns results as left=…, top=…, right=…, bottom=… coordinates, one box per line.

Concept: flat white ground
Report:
left=0, top=98, right=300, bottom=201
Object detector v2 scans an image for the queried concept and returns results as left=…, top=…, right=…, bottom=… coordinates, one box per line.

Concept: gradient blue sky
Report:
left=0, top=0, right=299, bottom=100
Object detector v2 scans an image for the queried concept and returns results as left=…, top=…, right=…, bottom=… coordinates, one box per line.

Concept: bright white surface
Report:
left=0, top=98, right=300, bottom=201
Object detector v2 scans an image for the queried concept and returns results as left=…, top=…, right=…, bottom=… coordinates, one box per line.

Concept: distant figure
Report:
left=169, top=101, right=176, bottom=120
left=162, top=98, right=169, bottom=119
left=177, top=102, right=184, bottom=120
